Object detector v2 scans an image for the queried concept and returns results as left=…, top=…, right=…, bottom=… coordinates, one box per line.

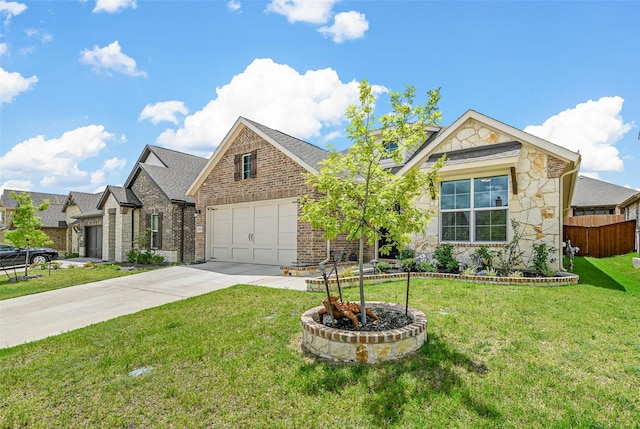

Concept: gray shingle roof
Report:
left=243, top=117, right=329, bottom=170
left=64, top=191, right=103, bottom=218
left=571, top=175, right=639, bottom=207
left=0, top=189, right=67, bottom=228
left=100, top=185, right=142, bottom=208
left=139, top=146, right=208, bottom=203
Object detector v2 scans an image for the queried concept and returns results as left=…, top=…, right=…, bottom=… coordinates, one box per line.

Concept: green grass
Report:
left=573, top=253, right=640, bottom=294
left=0, top=264, right=150, bottom=300
left=1, top=255, right=639, bottom=428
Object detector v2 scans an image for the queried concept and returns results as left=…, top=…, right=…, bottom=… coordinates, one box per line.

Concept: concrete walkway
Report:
left=0, top=262, right=311, bottom=349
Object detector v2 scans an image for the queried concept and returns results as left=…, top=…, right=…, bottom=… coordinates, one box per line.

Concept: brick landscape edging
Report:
left=306, top=271, right=579, bottom=292
left=301, top=302, right=427, bottom=364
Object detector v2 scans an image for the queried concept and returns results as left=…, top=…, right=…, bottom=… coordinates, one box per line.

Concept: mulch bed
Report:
left=319, top=307, right=412, bottom=332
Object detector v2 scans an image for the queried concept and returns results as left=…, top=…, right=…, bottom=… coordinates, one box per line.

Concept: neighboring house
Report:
left=62, top=191, right=104, bottom=258
left=0, top=190, right=68, bottom=253
left=188, top=112, right=581, bottom=272
left=567, top=175, right=640, bottom=225
left=97, top=145, right=207, bottom=263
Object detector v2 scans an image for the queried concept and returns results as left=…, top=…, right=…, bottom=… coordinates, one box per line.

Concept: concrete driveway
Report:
left=0, top=262, right=311, bottom=349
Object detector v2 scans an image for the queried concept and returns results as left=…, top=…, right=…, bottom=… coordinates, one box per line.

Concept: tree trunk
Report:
left=358, top=229, right=366, bottom=326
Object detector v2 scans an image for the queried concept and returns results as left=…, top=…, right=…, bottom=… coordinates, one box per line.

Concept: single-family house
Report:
left=567, top=175, right=640, bottom=225
left=188, top=111, right=581, bottom=272
left=0, top=189, right=68, bottom=253
left=62, top=191, right=104, bottom=258
left=97, top=145, right=207, bottom=263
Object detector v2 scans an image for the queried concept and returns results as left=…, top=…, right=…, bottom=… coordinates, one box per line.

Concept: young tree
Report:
left=4, top=191, right=53, bottom=277
left=301, top=79, right=445, bottom=325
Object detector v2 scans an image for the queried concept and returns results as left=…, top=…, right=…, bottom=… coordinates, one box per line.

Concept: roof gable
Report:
left=397, top=110, right=580, bottom=176
left=97, top=185, right=142, bottom=209
left=63, top=191, right=104, bottom=217
left=124, top=145, right=207, bottom=203
left=187, top=117, right=328, bottom=196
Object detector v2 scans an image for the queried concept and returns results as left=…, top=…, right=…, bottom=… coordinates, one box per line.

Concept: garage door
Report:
left=207, top=198, right=297, bottom=265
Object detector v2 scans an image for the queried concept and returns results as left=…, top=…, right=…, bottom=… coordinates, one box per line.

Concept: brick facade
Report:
left=194, top=126, right=328, bottom=265
left=130, top=170, right=197, bottom=263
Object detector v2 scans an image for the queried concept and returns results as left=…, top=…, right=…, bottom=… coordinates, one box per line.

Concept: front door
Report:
left=86, top=226, right=103, bottom=259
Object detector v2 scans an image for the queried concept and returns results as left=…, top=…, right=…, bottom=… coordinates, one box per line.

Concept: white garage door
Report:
left=207, top=198, right=297, bottom=265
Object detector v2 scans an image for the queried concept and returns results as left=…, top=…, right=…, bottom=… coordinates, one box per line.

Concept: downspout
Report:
left=559, top=164, right=580, bottom=271
left=180, top=203, right=185, bottom=263
left=131, top=208, right=136, bottom=250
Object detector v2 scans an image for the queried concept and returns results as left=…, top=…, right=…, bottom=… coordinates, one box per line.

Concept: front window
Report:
left=150, top=214, right=159, bottom=248
left=242, top=154, right=252, bottom=179
left=440, top=175, right=509, bottom=243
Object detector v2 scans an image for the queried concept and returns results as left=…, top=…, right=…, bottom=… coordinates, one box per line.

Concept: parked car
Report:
left=0, top=244, right=59, bottom=266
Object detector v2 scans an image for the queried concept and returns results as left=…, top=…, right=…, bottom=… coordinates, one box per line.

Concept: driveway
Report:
left=0, top=262, right=311, bottom=349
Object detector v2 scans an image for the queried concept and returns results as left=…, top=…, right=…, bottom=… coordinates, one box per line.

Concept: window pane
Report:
left=475, top=209, right=507, bottom=242
left=441, top=211, right=470, bottom=241
left=455, top=193, right=470, bottom=209
left=243, top=154, right=251, bottom=179
left=441, top=195, right=455, bottom=210
left=474, top=176, right=508, bottom=208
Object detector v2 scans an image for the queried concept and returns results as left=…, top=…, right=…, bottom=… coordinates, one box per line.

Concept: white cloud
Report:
left=0, top=1, right=27, bottom=24
left=266, top=0, right=338, bottom=24
left=227, top=0, right=241, bottom=12
left=525, top=96, right=634, bottom=174
left=0, top=43, right=7, bottom=56
left=0, top=179, right=33, bottom=196
left=89, top=157, right=127, bottom=187
left=155, top=58, right=379, bottom=155
left=79, top=40, right=147, bottom=77
left=25, top=28, right=53, bottom=44
left=318, top=11, right=368, bottom=43
left=0, top=67, right=38, bottom=104
left=139, top=101, right=188, bottom=125
left=0, top=125, right=117, bottom=190
left=93, top=0, right=137, bottom=13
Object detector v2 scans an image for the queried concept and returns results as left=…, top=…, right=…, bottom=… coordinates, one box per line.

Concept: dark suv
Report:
left=0, top=244, right=59, bottom=266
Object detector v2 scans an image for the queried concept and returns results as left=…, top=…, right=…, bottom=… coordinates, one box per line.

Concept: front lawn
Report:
left=0, top=264, right=152, bottom=301
left=1, top=269, right=638, bottom=427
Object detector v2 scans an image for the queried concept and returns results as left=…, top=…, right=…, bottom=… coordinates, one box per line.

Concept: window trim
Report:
left=242, top=153, right=252, bottom=180
left=440, top=174, right=510, bottom=244
left=150, top=213, right=159, bottom=248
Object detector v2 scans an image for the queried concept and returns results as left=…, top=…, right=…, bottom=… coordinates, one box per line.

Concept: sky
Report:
left=1, top=0, right=638, bottom=198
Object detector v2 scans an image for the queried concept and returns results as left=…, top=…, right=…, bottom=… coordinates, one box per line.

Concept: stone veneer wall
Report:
left=413, top=119, right=569, bottom=272
left=193, top=126, right=327, bottom=264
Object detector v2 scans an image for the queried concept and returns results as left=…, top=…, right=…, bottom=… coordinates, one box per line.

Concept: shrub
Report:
left=462, top=266, right=477, bottom=276
left=126, top=249, right=138, bottom=263
left=416, top=261, right=436, bottom=273
left=471, top=246, right=494, bottom=269
left=495, top=219, right=525, bottom=276
left=434, top=243, right=459, bottom=273
left=35, top=261, right=60, bottom=270
left=398, top=247, right=415, bottom=260
left=64, top=252, right=79, bottom=259
left=532, top=242, right=557, bottom=277
left=376, top=261, right=392, bottom=273
left=339, top=266, right=357, bottom=277
left=150, top=254, right=165, bottom=265
left=400, top=258, right=416, bottom=272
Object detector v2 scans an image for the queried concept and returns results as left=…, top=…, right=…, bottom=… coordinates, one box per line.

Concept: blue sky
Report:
left=1, top=0, right=638, bottom=197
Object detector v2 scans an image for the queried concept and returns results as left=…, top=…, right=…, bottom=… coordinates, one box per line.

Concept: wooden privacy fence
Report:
left=564, top=220, right=637, bottom=258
